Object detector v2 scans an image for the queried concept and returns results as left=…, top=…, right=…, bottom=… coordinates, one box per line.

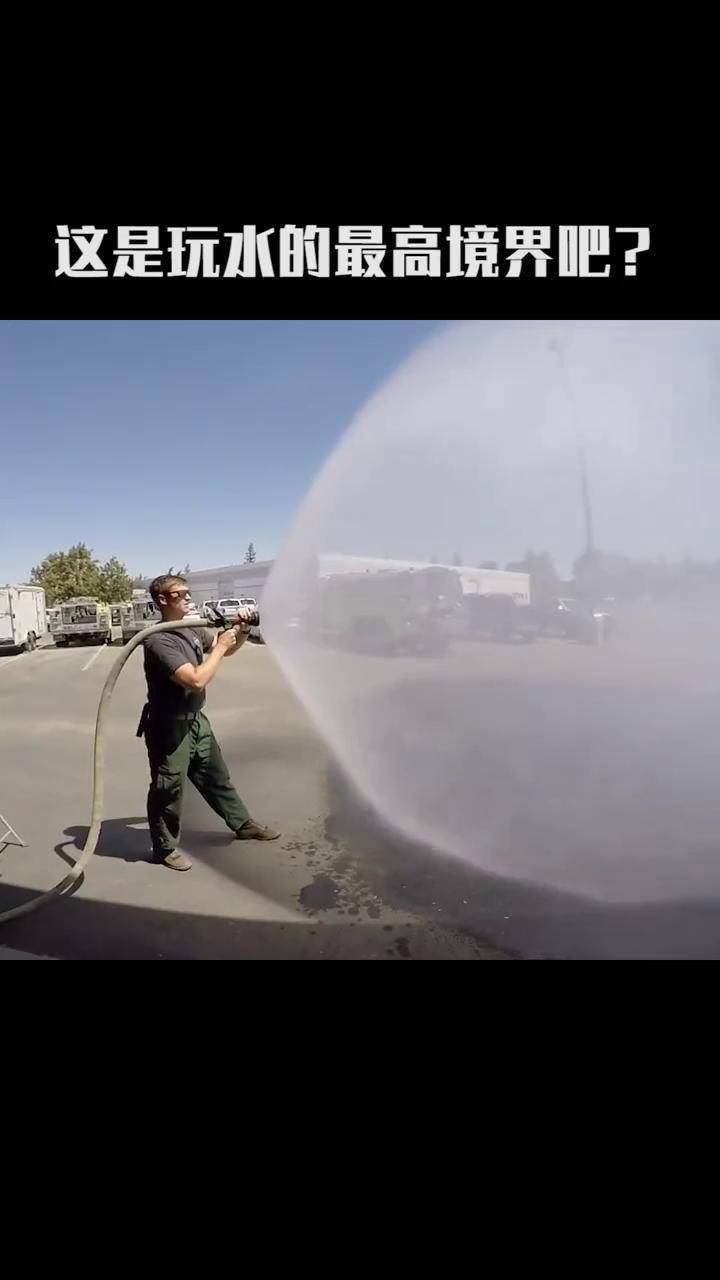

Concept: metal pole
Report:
left=548, top=337, right=597, bottom=561
left=0, top=813, right=26, bottom=849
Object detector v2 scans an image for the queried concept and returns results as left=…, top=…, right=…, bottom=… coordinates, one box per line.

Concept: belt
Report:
left=136, top=704, right=202, bottom=737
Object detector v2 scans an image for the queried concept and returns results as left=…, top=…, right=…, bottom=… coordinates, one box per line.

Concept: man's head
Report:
left=149, top=574, right=193, bottom=620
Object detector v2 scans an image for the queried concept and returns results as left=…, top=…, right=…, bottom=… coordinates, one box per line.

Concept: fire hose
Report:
left=0, top=612, right=242, bottom=927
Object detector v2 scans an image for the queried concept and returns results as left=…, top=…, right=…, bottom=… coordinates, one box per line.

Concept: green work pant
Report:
left=145, top=711, right=250, bottom=854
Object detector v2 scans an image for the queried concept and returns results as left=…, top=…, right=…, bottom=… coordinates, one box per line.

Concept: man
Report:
left=138, top=574, right=280, bottom=871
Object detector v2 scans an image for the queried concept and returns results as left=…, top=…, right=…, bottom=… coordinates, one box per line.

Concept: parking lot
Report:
left=0, top=638, right=509, bottom=960
left=5, top=623, right=720, bottom=960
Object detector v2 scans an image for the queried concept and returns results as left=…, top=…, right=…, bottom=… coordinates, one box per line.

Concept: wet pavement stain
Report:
left=299, top=875, right=343, bottom=911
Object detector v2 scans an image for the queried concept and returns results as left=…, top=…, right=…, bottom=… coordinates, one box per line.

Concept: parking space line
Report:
left=81, top=647, right=106, bottom=672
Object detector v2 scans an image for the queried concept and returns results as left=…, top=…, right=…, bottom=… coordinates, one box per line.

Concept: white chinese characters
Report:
left=54, top=225, right=651, bottom=278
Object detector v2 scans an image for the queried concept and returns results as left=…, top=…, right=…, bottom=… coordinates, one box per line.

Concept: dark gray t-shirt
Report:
left=143, top=627, right=215, bottom=716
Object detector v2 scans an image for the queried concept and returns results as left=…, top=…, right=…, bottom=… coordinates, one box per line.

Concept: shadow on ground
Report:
left=56, top=818, right=152, bottom=866
left=0, top=814, right=495, bottom=960
left=0, top=875, right=483, bottom=962
left=325, top=761, right=720, bottom=960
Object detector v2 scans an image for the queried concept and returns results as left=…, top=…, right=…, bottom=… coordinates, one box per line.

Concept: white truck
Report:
left=121, top=596, right=161, bottom=644
left=203, top=597, right=246, bottom=621
left=0, top=584, right=48, bottom=653
left=203, top=596, right=262, bottom=642
left=54, top=597, right=112, bottom=647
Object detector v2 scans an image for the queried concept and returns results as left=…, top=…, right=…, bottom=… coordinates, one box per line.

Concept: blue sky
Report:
left=4, top=320, right=718, bottom=587
left=0, top=320, right=440, bottom=583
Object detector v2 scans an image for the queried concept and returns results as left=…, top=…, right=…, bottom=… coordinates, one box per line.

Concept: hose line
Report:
left=0, top=619, right=213, bottom=926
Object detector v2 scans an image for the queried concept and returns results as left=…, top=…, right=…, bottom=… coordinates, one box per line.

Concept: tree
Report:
left=480, top=560, right=499, bottom=571
left=30, top=543, right=101, bottom=605
left=96, top=557, right=134, bottom=603
left=244, top=543, right=256, bottom=564
left=451, top=552, right=463, bottom=567
left=132, top=574, right=146, bottom=589
left=30, top=543, right=134, bottom=605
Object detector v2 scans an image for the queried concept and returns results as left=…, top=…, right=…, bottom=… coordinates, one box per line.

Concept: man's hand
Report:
left=217, top=626, right=240, bottom=654
left=235, top=606, right=254, bottom=630
left=217, top=624, right=248, bottom=657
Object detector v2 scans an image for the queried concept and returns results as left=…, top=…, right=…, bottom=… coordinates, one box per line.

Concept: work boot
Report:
left=235, top=820, right=281, bottom=841
left=154, top=848, right=193, bottom=871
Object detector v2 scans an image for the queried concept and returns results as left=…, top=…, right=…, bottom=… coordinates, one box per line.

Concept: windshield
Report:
left=62, top=604, right=96, bottom=623
left=134, top=601, right=159, bottom=622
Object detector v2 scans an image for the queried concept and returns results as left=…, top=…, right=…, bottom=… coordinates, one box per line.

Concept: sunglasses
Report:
left=164, top=590, right=192, bottom=601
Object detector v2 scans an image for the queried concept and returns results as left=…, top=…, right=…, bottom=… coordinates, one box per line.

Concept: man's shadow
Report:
left=55, top=817, right=153, bottom=868
left=53, top=815, right=285, bottom=905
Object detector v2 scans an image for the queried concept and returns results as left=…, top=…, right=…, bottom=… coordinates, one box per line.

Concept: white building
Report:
left=316, top=555, right=531, bottom=603
left=145, top=561, right=273, bottom=604
left=144, top=555, right=531, bottom=606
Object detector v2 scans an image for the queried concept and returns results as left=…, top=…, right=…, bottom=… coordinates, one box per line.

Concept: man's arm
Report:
left=171, top=626, right=245, bottom=692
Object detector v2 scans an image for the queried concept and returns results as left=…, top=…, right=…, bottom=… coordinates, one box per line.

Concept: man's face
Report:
left=158, top=585, right=193, bottom=617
